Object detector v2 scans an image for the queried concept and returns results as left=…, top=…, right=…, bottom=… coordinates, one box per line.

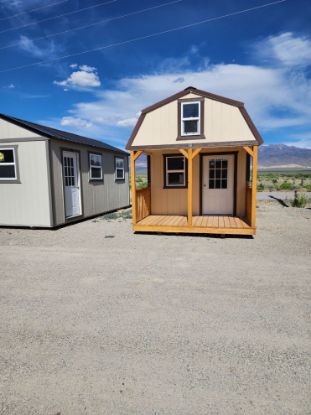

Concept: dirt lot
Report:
left=0, top=202, right=310, bottom=415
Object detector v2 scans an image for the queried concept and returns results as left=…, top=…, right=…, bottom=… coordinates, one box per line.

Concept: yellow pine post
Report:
left=187, top=148, right=193, bottom=226
left=251, top=146, right=258, bottom=228
left=130, top=151, right=136, bottom=225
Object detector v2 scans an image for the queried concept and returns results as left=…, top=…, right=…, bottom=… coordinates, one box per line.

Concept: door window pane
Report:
left=209, top=158, right=229, bottom=189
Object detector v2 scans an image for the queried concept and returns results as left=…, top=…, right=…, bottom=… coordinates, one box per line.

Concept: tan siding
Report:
left=150, top=148, right=247, bottom=217
left=150, top=151, right=187, bottom=215
left=132, top=92, right=256, bottom=147
left=50, top=140, right=129, bottom=225
left=0, top=140, right=52, bottom=227
left=0, top=118, right=41, bottom=139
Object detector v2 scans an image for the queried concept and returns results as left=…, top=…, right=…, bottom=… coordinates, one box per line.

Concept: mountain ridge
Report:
left=259, top=144, right=311, bottom=168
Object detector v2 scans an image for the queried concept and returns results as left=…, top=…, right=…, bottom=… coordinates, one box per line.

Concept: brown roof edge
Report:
left=239, top=106, right=263, bottom=145
left=141, top=86, right=244, bottom=114
left=126, top=112, right=146, bottom=150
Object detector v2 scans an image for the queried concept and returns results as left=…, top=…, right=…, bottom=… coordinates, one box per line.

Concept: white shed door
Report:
left=63, top=151, right=82, bottom=218
left=202, top=154, right=234, bottom=215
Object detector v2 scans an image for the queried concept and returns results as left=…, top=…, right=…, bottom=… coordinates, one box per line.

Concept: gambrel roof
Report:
left=127, top=86, right=263, bottom=150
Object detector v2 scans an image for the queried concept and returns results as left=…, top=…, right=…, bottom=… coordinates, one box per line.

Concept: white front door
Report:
left=202, top=154, right=235, bottom=215
left=63, top=151, right=82, bottom=218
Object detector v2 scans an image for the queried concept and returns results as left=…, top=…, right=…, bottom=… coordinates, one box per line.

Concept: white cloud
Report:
left=3, top=83, right=15, bottom=89
left=60, top=116, right=93, bottom=129
left=50, top=33, right=311, bottom=147
left=54, top=65, right=101, bottom=90
left=257, top=32, right=311, bottom=67
left=117, top=118, right=139, bottom=128
left=79, top=65, right=96, bottom=73
left=18, top=35, right=57, bottom=59
left=62, top=63, right=311, bottom=133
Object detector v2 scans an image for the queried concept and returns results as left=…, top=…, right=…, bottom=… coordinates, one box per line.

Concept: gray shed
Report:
left=0, top=114, right=130, bottom=227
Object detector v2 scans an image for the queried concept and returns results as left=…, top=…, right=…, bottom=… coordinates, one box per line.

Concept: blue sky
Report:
left=0, top=0, right=311, bottom=149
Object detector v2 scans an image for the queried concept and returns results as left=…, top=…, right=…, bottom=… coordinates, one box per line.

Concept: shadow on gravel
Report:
left=134, top=231, right=253, bottom=239
left=269, top=195, right=289, bottom=207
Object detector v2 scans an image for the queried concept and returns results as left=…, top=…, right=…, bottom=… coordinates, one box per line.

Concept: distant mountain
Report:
left=259, top=144, right=311, bottom=169
left=133, top=144, right=311, bottom=171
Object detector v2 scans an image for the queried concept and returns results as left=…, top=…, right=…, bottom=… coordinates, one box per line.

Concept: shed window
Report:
left=181, top=101, right=200, bottom=136
left=0, top=148, right=17, bottom=180
left=89, top=153, right=103, bottom=181
left=115, top=157, right=125, bottom=180
left=165, top=155, right=186, bottom=187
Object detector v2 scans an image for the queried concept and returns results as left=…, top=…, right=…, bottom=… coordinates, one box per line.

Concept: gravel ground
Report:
left=0, top=202, right=310, bottom=415
left=257, top=191, right=311, bottom=201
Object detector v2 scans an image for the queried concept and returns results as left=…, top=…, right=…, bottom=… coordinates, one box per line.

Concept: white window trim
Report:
left=165, top=155, right=186, bottom=187
left=181, top=101, right=201, bottom=136
left=89, top=153, right=103, bottom=181
left=0, top=147, right=17, bottom=181
left=115, top=157, right=125, bottom=180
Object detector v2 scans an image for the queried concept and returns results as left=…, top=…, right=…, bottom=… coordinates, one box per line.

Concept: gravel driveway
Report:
left=0, top=202, right=310, bottom=415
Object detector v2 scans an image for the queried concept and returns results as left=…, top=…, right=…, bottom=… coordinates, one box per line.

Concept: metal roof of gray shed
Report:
left=0, top=113, right=128, bottom=155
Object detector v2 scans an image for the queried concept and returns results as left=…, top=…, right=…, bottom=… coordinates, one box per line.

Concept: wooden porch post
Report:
left=130, top=150, right=143, bottom=225
left=130, top=151, right=137, bottom=225
left=188, top=148, right=193, bottom=226
left=182, top=147, right=202, bottom=227
left=251, top=145, right=258, bottom=228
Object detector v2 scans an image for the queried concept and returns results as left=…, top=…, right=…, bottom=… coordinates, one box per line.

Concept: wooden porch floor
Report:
left=134, top=215, right=254, bottom=235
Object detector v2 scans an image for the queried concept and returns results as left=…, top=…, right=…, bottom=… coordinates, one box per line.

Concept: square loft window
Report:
left=181, top=101, right=200, bottom=136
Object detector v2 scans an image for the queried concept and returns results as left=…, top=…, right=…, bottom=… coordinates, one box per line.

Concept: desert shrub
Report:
left=279, top=181, right=294, bottom=190
left=98, top=208, right=132, bottom=221
left=305, top=184, right=311, bottom=192
left=136, top=175, right=148, bottom=189
left=257, top=183, right=265, bottom=191
left=291, top=193, right=308, bottom=208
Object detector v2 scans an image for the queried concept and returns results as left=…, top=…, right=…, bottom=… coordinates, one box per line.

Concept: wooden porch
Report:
left=135, top=214, right=254, bottom=235
left=130, top=146, right=258, bottom=236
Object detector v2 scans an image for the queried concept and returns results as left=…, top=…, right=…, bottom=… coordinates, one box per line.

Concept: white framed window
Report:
left=89, top=153, right=103, bottom=181
left=181, top=101, right=201, bottom=136
left=164, top=155, right=186, bottom=187
left=115, top=157, right=125, bottom=180
left=0, top=147, right=17, bottom=180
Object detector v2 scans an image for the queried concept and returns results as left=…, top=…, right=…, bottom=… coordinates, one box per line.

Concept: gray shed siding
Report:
left=0, top=139, right=52, bottom=227
left=49, top=139, right=130, bottom=226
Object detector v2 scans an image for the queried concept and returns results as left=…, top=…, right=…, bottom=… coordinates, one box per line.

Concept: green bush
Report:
left=279, top=181, right=294, bottom=190
left=291, top=193, right=308, bottom=208
left=257, top=183, right=265, bottom=191
left=305, top=184, right=311, bottom=192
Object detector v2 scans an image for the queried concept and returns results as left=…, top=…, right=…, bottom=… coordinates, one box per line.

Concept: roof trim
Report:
left=126, top=86, right=263, bottom=149
left=141, top=86, right=244, bottom=114
left=0, top=113, right=128, bottom=155
left=130, top=140, right=258, bottom=151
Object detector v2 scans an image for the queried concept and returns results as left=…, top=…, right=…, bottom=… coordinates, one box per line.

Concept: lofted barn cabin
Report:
left=126, top=86, right=263, bottom=236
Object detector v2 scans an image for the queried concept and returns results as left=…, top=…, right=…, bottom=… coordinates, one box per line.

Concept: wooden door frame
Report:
left=199, top=151, right=238, bottom=216
left=61, top=148, right=83, bottom=221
